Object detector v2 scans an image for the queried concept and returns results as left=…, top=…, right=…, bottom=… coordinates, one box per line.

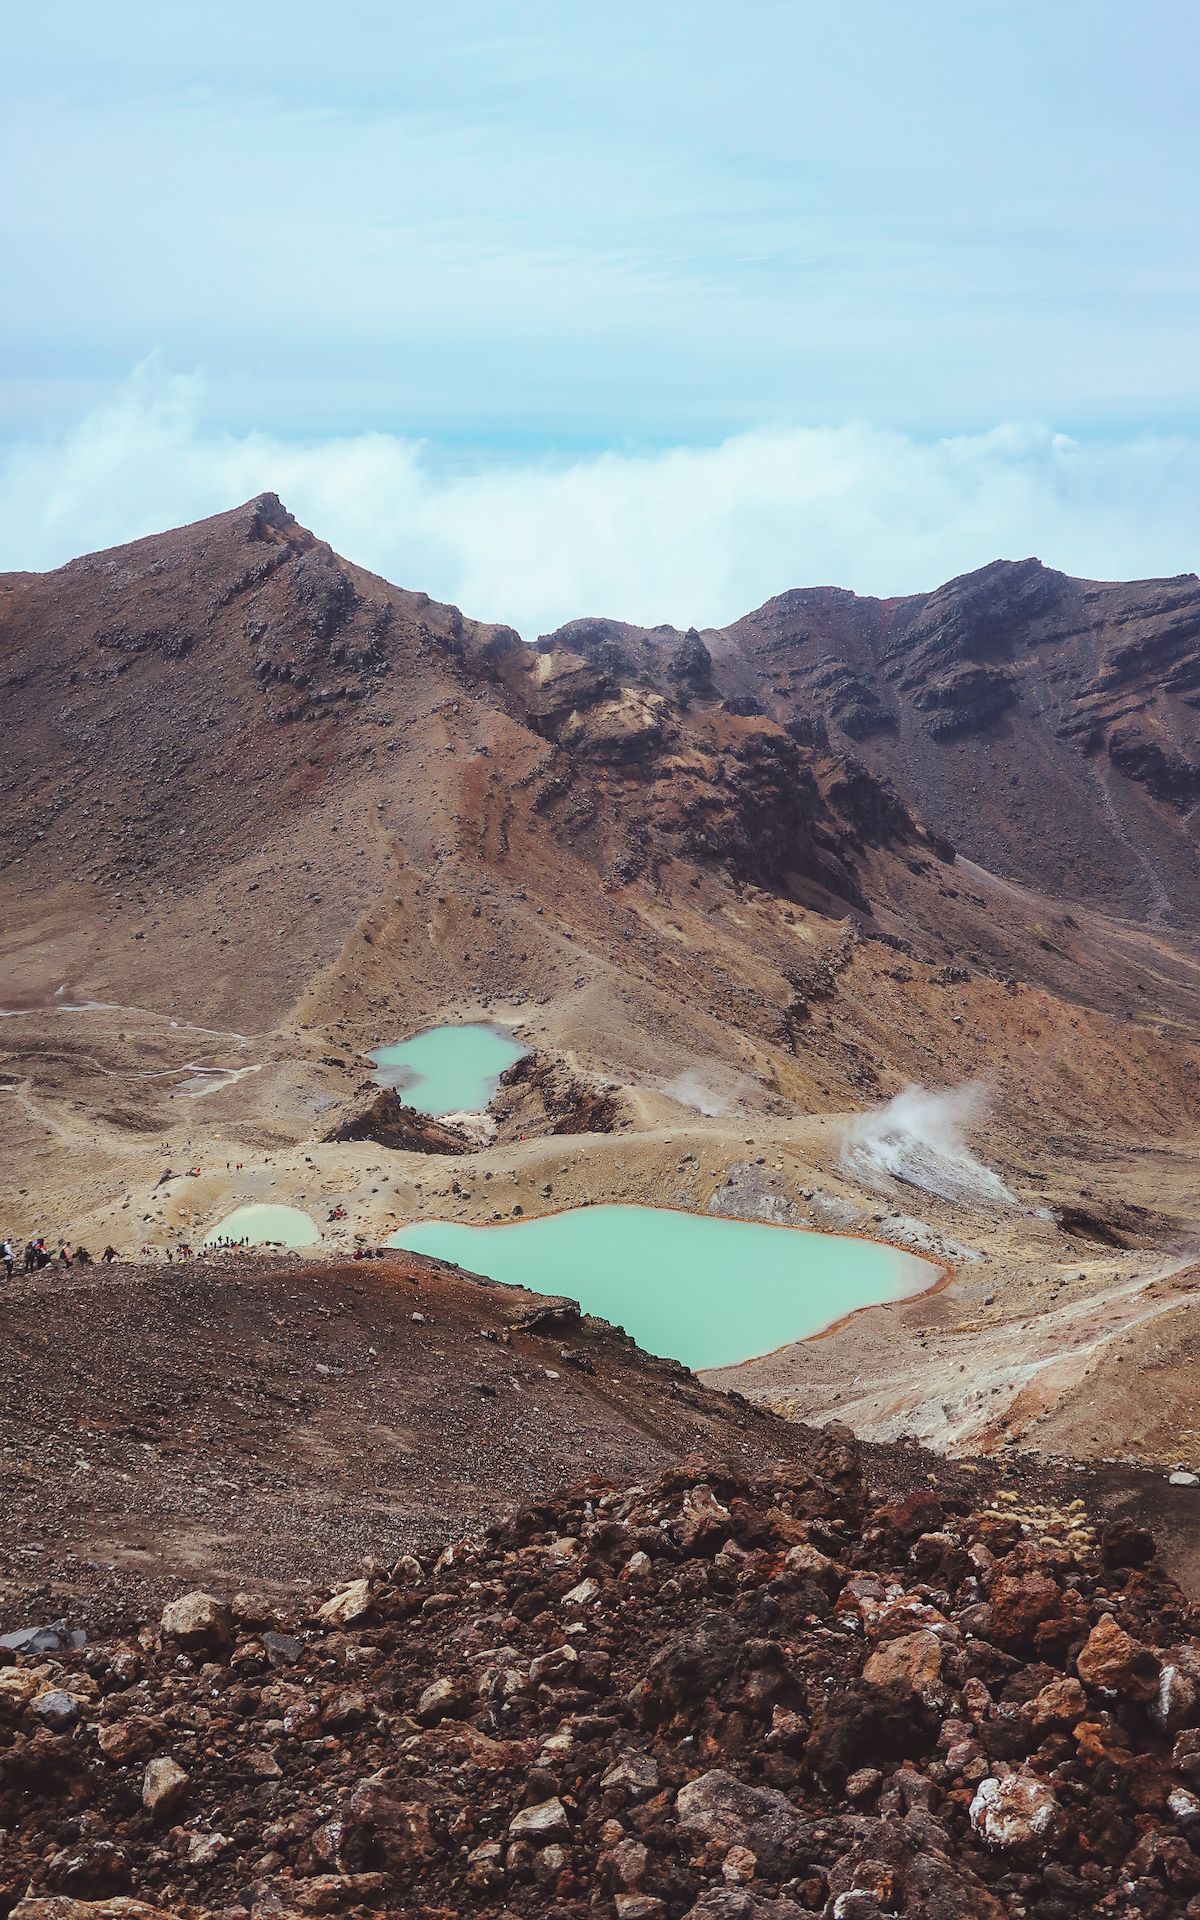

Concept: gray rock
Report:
left=416, top=1676, right=465, bottom=1723
left=1151, top=1660, right=1200, bottom=1733
left=262, top=1630, right=302, bottom=1665
left=1169, top=1786, right=1200, bottom=1826
left=143, top=1754, right=190, bottom=1820
left=707, top=1164, right=810, bottom=1227
left=508, top=1796, right=571, bottom=1843
left=187, top=1831, right=230, bottom=1866
left=682, top=1892, right=807, bottom=1920
left=31, top=1689, right=80, bottom=1731
left=0, top=1619, right=79, bottom=1656
left=674, top=1770, right=809, bottom=1873
left=530, top=1642, right=579, bottom=1685
left=676, top=1771, right=766, bottom=1848
left=601, top=1749, right=660, bottom=1800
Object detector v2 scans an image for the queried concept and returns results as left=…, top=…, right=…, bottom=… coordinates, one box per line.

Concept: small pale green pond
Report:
left=371, top=1022, right=526, bottom=1116
left=386, top=1205, right=936, bottom=1371
left=203, top=1203, right=320, bottom=1248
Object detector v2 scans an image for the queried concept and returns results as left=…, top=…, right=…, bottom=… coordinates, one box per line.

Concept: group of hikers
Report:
left=3, top=1225, right=387, bottom=1275
left=2, top=1237, right=119, bottom=1277
left=1, top=1232, right=285, bottom=1276
left=136, top=1238, right=254, bottom=1259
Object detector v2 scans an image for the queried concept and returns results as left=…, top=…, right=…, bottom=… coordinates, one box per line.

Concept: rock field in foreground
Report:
left=6, top=1437, right=1200, bottom=1918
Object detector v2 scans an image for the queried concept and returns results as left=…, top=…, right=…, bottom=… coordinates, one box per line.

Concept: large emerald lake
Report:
left=386, top=1204, right=936, bottom=1370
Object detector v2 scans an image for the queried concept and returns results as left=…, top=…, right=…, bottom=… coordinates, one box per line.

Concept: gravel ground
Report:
left=0, top=1251, right=818, bottom=1632
left=5, top=1252, right=1200, bottom=1642
left=5, top=1446, right=1200, bottom=1919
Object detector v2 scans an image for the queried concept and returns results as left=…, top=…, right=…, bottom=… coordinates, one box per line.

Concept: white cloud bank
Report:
left=2, top=366, right=1199, bottom=637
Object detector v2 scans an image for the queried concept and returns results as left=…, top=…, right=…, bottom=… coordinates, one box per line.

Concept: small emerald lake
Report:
left=203, top=1203, right=320, bottom=1248
left=386, top=1204, right=937, bottom=1370
left=371, top=1023, right=526, bottom=1116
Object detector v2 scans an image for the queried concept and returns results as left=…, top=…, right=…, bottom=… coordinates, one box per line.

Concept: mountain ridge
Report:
left=7, top=496, right=1199, bottom=927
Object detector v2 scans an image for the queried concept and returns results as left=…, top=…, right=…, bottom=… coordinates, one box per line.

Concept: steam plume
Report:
left=842, top=1082, right=1020, bottom=1211
left=663, top=1068, right=750, bottom=1117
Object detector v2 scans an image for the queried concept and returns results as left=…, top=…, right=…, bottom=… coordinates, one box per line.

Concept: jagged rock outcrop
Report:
left=1106, top=724, right=1200, bottom=809
left=324, top=1090, right=471, bottom=1155
left=892, top=556, right=1067, bottom=683
left=911, top=664, right=1019, bottom=740
left=491, top=1051, right=629, bottom=1138
left=559, top=688, right=673, bottom=764
left=806, top=658, right=896, bottom=739
left=504, top=618, right=930, bottom=906
left=666, top=628, right=714, bottom=695
left=820, top=757, right=930, bottom=853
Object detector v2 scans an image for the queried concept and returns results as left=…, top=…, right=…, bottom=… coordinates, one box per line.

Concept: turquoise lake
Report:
left=371, top=1023, right=526, bottom=1116
left=386, top=1204, right=936, bottom=1370
left=203, top=1203, right=320, bottom=1248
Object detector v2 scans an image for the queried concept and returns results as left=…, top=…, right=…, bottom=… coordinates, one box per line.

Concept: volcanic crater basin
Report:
left=387, top=1202, right=939, bottom=1370
left=370, top=1021, right=526, bottom=1116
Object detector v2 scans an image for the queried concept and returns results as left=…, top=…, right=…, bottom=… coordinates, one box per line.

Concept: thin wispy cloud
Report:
left=2, top=366, right=1198, bottom=636
left=3, top=5, right=1200, bottom=444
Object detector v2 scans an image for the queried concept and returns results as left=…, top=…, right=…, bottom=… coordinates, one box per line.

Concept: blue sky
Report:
left=3, top=2, right=1200, bottom=630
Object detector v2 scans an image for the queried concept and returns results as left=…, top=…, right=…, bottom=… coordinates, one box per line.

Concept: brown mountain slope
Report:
left=0, top=493, right=945, bottom=927
left=4, top=502, right=1197, bottom=995
left=0, top=491, right=519, bottom=891
left=711, top=558, right=1200, bottom=924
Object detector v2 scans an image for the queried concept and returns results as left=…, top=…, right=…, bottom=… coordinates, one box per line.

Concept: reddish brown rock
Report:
left=862, top=1628, right=947, bottom=1707
left=325, top=1090, right=471, bottom=1154
left=10, top=1905, right=182, bottom=1920
left=1022, top=1674, right=1088, bottom=1734
left=341, top=1773, right=438, bottom=1872
left=1076, top=1613, right=1161, bottom=1703
left=987, top=1566, right=1082, bottom=1654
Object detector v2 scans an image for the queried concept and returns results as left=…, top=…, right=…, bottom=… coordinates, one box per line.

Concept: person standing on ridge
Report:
left=1, top=1239, right=13, bottom=1279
